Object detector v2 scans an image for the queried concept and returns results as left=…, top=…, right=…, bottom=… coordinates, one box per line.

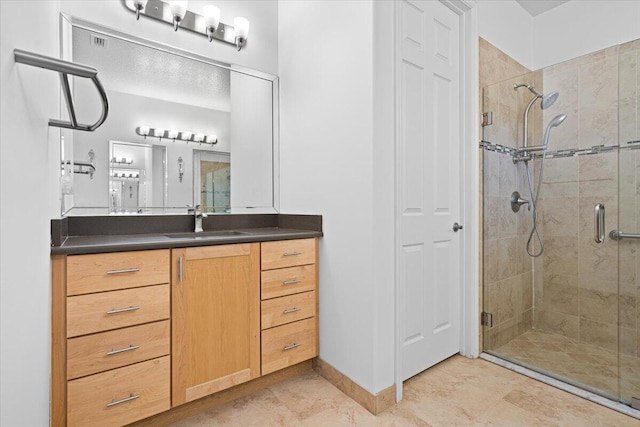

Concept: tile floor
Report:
left=169, top=355, right=638, bottom=426
left=495, top=329, right=640, bottom=403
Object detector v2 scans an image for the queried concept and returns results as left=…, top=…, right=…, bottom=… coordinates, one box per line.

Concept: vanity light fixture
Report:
left=169, top=1, right=188, bottom=31
left=133, top=0, right=148, bottom=20
left=233, top=17, right=250, bottom=51
left=203, top=5, right=221, bottom=42
left=123, top=0, right=251, bottom=51
left=135, top=126, right=218, bottom=146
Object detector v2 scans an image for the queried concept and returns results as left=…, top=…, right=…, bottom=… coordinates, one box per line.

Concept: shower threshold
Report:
left=480, top=352, right=640, bottom=420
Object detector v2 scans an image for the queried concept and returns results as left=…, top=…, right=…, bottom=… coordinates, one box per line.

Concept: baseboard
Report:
left=128, top=360, right=313, bottom=426
left=312, top=358, right=396, bottom=415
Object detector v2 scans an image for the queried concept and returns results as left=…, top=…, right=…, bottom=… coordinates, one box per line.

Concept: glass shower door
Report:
left=618, top=39, right=640, bottom=409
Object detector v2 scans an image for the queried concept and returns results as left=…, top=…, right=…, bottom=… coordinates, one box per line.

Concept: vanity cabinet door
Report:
left=171, top=244, right=260, bottom=406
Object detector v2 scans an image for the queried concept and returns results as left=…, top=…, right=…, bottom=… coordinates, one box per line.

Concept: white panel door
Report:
left=398, top=0, right=461, bottom=381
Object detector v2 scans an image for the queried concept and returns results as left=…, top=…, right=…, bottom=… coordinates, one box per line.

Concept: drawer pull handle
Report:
left=283, top=307, right=302, bottom=314
left=283, top=342, right=302, bottom=351
left=106, top=344, right=140, bottom=356
left=106, top=393, right=140, bottom=408
left=106, top=306, right=140, bottom=315
left=282, top=279, right=301, bottom=286
left=106, top=268, right=140, bottom=275
left=283, top=251, right=302, bottom=257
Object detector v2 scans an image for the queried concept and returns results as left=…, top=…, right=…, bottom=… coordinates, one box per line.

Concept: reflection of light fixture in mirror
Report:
left=135, top=126, right=218, bottom=146
left=133, top=0, right=148, bottom=20
left=124, top=1, right=251, bottom=51
left=137, top=125, right=150, bottom=138
left=169, top=1, right=188, bottom=31
left=233, top=17, right=250, bottom=51
left=177, top=156, right=184, bottom=183
left=203, top=5, right=221, bottom=42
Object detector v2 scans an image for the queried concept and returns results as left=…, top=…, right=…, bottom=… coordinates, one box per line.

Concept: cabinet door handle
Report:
left=106, top=268, right=140, bottom=275
left=106, top=344, right=140, bottom=356
left=283, top=251, right=301, bottom=257
left=178, top=256, right=184, bottom=282
left=283, top=307, right=302, bottom=314
left=106, top=393, right=140, bottom=408
left=282, top=279, right=301, bottom=286
left=106, top=306, right=140, bottom=315
left=283, top=342, right=301, bottom=351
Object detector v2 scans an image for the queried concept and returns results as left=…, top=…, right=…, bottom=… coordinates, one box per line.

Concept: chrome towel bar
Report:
left=609, top=230, right=640, bottom=241
left=14, top=49, right=109, bottom=131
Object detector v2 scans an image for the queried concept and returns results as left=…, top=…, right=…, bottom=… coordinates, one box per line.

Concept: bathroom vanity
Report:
left=51, top=214, right=321, bottom=427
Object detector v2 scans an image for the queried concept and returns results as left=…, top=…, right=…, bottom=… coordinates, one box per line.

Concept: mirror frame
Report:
left=59, top=13, right=280, bottom=216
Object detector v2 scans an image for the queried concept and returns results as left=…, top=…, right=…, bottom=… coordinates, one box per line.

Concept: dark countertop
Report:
left=51, top=214, right=322, bottom=255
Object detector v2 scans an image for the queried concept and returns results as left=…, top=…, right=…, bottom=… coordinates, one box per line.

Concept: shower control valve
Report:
left=510, top=191, right=530, bottom=213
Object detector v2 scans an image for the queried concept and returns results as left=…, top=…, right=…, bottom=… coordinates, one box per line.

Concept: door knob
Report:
left=453, top=222, right=463, bottom=232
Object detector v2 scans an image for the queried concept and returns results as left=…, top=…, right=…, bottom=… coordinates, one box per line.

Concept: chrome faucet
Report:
left=187, top=204, right=206, bottom=233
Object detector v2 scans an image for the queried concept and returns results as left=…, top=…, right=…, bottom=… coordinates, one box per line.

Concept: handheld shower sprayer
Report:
left=526, top=113, right=568, bottom=257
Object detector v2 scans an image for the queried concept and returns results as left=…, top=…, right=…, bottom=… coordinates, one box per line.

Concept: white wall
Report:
left=0, top=1, right=278, bottom=425
left=478, top=0, right=534, bottom=69
left=0, top=2, right=60, bottom=426
left=533, top=0, right=640, bottom=69
left=60, top=0, right=279, bottom=75
left=279, top=0, right=395, bottom=394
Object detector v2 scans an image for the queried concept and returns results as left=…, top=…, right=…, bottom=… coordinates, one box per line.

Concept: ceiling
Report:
left=516, top=0, right=570, bottom=16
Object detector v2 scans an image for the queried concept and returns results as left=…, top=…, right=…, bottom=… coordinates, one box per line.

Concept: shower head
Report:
left=542, top=114, right=567, bottom=147
left=541, top=91, right=559, bottom=110
left=514, top=83, right=559, bottom=110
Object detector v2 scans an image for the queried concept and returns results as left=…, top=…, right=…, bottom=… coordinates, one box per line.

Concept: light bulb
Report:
left=167, top=130, right=179, bottom=139
left=194, top=133, right=205, bottom=142
left=205, top=134, right=218, bottom=144
left=169, top=1, right=188, bottom=18
left=154, top=128, right=165, bottom=138
left=181, top=131, right=192, bottom=141
left=170, top=0, right=188, bottom=30
left=233, top=17, right=250, bottom=51
left=203, top=5, right=221, bottom=39
left=138, top=125, right=150, bottom=136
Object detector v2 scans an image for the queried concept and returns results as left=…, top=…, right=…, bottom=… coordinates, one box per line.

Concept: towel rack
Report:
left=14, top=49, right=109, bottom=132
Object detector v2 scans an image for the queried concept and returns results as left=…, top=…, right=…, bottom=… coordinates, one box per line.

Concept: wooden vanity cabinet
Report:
left=171, top=243, right=261, bottom=406
left=52, top=249, right=171, bottom=427
left=260, top=238, right=319, bottom=375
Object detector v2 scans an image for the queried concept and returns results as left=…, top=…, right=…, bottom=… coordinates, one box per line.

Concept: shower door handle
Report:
left=594, top=203, right=605, bottom=244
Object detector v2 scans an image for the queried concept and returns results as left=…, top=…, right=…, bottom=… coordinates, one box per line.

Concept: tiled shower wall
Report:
left=480, top=38, right=540, bottom=349
left=533, top=44, right=637, bottom=355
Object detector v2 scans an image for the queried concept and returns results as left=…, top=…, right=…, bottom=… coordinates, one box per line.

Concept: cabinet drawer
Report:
left=261, top=265, right=316, bottom=300
left=67, top=250, right=170, bottom=296
left=67, top=320, right=170, bottom=380
left=261, top=291, right=316, bottom=330
left=67, top=284, right=170, bottom=338
left=67, top=356, right=170, bottom=427
left=262, top=317, right=317, bottom=375
left=261, top=239, right=316, bottom=270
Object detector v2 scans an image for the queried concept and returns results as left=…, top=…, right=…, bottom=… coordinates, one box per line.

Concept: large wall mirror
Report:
left=59, top=15, right=278, bottom=216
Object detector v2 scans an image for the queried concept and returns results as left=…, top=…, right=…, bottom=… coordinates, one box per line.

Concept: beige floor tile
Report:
left=168, top=356, right=639, bottom=427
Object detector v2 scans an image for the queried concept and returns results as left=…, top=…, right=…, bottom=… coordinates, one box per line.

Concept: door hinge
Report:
left=481, top=112, right=493, bottom=127
left=481, top=312, right=493, bottom=327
